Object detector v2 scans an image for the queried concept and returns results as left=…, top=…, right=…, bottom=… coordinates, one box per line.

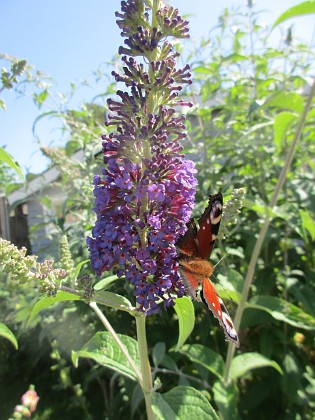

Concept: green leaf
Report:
left=151, top=386, right=219, bottom=420
left=280, top=353, right=304, bottom=403
left=273, top=1, right=315, bottom=28
left=229, top=352, right=283, bottom=380
left=299, top=209, right=315, bottom=240
left=273, top=112, right=297, bottom=151
left=0, top=322, right=18, bottom=349
left=73, top=259, right=90, bottom=280
left=94, top=290, right=133, bottom=312
left=213, top=380, right=238, bottom=420
left=247, top=295, right=315, bottom=330
left=216, top=269, right=243, bottom=302
left=0, top=98, right=6, bottom=111
left=263, top=92, right=304, bottom=114
left=0, top=147, right=24, bottom=182
left=94, top=274, right=120, bottom=291
left=28, top=290, right=81, bottom=326
left=174, top=296, right=195, bottom=350
left=72, top=331, right=140, bottom=381
left=152, top=342, right=166, bottom=367
left=244, top=197, right=278, bottom=219
left=178, top=344, right=224, bottom=380
left=33, top=90, right=49, bottom=108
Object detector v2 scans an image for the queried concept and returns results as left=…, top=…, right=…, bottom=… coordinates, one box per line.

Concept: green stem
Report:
left=224, top=76, right=315, bottom=384
left=135, top=315, right=156, bottom=420
left=89, top=301, right=143, bottom=383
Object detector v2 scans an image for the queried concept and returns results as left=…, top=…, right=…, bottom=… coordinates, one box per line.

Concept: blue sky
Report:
left=1, top=0, right=314, bottom=175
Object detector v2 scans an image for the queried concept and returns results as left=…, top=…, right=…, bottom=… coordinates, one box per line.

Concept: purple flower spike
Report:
left=87, top=0, right=197, bottom=314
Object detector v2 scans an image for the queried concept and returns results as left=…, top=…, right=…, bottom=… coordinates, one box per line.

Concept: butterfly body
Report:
left=176, top=193, right=240, bottom=347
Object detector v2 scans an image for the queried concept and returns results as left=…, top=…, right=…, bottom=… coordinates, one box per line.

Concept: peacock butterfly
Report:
left=176, top=192, right=240, bottom=347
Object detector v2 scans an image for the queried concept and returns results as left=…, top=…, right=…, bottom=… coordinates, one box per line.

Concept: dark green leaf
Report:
left=72, top=331, right=140, bottom=381
left=230, top=352, right=283, bottom=380
left=247, top=296, right=315, bottom=330
left=213, top=380, right=238, bottom=420
left=151, top=386, right=219, bottom=419
left=178, top=344, right=224, bottom=380
left=152, top=342, right=166, bottom=367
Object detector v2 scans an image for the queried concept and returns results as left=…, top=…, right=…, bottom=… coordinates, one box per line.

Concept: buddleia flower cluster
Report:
left=0, top=238, right=67, bottom=294
left=87, top=0, right=197, bottom=314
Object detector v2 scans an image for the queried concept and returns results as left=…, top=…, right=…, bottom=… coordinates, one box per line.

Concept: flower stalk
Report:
left=87, top=0, right=196, bottom=315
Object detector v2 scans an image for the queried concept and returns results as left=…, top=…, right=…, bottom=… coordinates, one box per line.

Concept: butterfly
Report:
left=176, top=192, right=239, bottom=347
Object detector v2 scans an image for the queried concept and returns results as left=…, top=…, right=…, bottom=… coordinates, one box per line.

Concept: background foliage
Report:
left=1, top=2, right=315, bottom=419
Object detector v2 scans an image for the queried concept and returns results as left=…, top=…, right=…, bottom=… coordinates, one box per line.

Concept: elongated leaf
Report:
left=216, top=269, right=243, bottom=301
left=247, top=295, right=315, bottom=330
left=263, top=92, right=304, bottom=114
left=178, top=344, right=224, bottom=380
left=152, top=342, right=166, bottom=367
left=94, top=274, right=120, bottom=291
left=0, top=147, right=24, bottom=182
left=213, top=380, right=238, bottom=420
left=230, top=352, right=283, bottom=380
left=72, top=331, right=140, bottom=381
left=73, top=259, right=90, bottom=280
left=273, top=1, right=315, bottom=28
left=28, top=291, right=81, bottom=326
left=94, top=290, right=133, bottom=312
left=299, top=209, right=315, bottom=240
left=0, top=322, right=18, bottom=349
left=0, top=98, right=6, bottom=111
left=174, top=296, right=195, bottom=350
left=151, top=386, right=219, bottom=420
left=273, top=112, right=297, bottom=151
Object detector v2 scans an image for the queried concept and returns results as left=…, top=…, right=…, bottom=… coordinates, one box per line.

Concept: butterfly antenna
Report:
left=212, top=254, right=227, bottom=270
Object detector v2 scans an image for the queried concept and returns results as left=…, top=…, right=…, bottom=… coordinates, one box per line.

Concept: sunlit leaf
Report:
left=263, top=92, right=304, bottom=114
left=273, top=112, right=297, bottom=151
left=94, top=274, right=120, bottom=291
left=151, top=386, right=219, bottom=420
left=0, top=147, right=24, bottom=182
left=230, top=352, right=283, bottom=380
left=0, top=322, right=18, bottom=349
left=273, top=1, right=315, bottom=28
left=72, top=331, right=140, bottom=381
left=299, top=209, right=315, bottom=240
left=73, top=259, right=90, bottom=280
left=0, top=98, right=6, bottom=111
left=28, top=291, right=81, bottom=326
left=247, top=296, right=315, bottom=330
left=174, top=296, right=195, bottom=350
